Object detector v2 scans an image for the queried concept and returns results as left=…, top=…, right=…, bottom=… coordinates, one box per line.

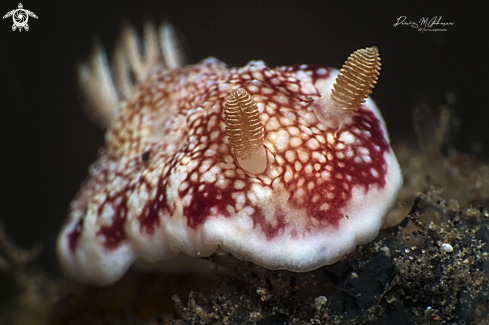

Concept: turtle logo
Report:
left=3, top=3, right=38, bottom=32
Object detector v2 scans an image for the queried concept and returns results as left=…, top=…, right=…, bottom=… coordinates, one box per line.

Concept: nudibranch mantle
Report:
left=58, top=27, right=402, bottom=286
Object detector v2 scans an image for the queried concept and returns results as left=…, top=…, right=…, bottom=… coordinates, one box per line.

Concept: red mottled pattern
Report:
left=66, top=59, right=389, bottom=251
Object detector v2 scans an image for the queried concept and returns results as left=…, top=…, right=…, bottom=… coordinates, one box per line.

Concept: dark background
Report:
left=0, top=0, right=488, bottom=305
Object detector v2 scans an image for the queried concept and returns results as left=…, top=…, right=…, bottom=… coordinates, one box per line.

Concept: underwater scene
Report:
left=1, top=2, right=489, bottom=324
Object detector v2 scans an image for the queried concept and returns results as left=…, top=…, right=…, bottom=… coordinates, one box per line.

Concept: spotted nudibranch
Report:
left=57, top=22, right=402, bottom=286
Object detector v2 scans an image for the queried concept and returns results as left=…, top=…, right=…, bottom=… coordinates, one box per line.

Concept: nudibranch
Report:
left=57, top=22, right=402, bottom=286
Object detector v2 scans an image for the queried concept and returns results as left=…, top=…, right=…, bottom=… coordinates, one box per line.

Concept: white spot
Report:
left=307, top=182, right=314, bottom=191
left=287, top=126, right=300, bottom=136
left=101, top=204, right=115, bottom=223
left=312, top=152, right=326, bottom=163
left=294, top=161, right=302, bottom=172
left=273, top=94, right=288, bottom=104
left=210, top=130, right=220, bottom=141
left=202, top=170, right=217, bottom=183
left=224, top=155, right=234, bottom=163
left=294, top=188, right=305, bottom=199
left=285, top=150, right=296, bottom=163
left=297, top=150, right=309, bottom=163
left=204, top=148, right=216, bottom=157
left=224, top=170, right=235, bottom=178
left=199, top=160, right=213, bottom=173
left=358, top=147, right=369, bottom=155
left=304, top=164, right=313, bottom=173
left=327, top=133, right=335, bottom=145
left=287, top=83, right=299, bottom=92
left=266, top=117, right=280, bottom=130
left=280, top=117, right=294, bottom=126
left=247, top=84, right=259, bottom=93
left=339, top=132, right=355, bottom=144
left=274, top=130, right=290, bottom=152
left=321, top=171, right=330, bottom=180
left=320, top=203, right=329, bottom=211
left=335, top=143, right=345, bottom=150
left=306, top=138, right=320, bottom=150
left=290, top=137, right=302, bottom=148
left=215, top=177, right=228, bottom=189
left=336, top=152, right=345, bottom=159
left=284, top=166, right=293, bottom=182
left=179, top=181, right=189, bottom=192
left=371, top=168, right=379, bottom=177
left=317, top=68, right=327, bottom=75
left=232, top=192, right=246, bottom=210
left=316, top=135, right=326, bottom=144
left=363, top=155, right=372, bottom=163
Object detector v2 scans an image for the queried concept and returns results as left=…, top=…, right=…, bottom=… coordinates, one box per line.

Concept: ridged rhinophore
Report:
left=331, top=46, right=381, bottom=113
left=223, top=89, right=264, bottom=159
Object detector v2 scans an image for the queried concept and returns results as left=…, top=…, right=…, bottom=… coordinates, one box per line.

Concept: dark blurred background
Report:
left=0, top=0, right=488, bottom=305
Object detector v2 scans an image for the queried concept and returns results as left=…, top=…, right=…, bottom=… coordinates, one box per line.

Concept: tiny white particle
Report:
left=371, top=168, right=379, bottom=177
left=442, top=243, right=453, bottom=252
left=363, top=155, right=372, bottom=163
left=336, top=152, right=345, bottom=159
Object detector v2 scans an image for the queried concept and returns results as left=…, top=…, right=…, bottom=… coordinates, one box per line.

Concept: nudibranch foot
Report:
left=58, top=22, right=402, bottom=286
